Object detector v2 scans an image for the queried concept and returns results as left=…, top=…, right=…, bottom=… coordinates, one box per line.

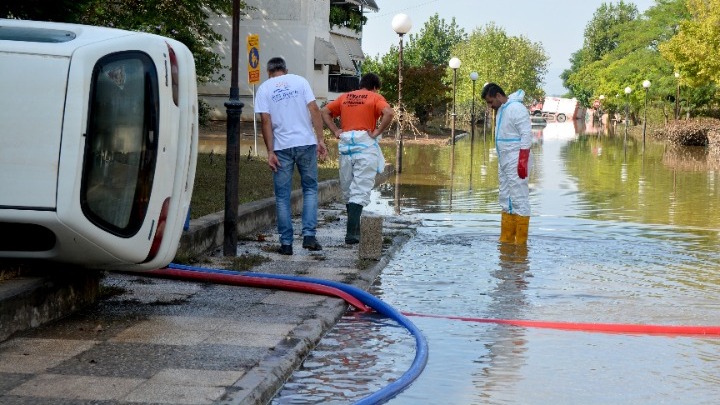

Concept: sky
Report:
left=362, top=0, right=657, bottom=96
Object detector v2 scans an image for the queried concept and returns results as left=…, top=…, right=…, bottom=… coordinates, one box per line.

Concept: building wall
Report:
left=200, top=0, right=332, bottom=121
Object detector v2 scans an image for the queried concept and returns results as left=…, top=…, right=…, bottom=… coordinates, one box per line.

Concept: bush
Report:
left=652, top=118, right=720, bottom=146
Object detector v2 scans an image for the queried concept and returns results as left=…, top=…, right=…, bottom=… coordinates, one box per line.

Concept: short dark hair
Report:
left=267, top=57, right=287, bottom=74
left=481, top=82, right=505, bottom=99
left=359, top=73, right=381, bottom=90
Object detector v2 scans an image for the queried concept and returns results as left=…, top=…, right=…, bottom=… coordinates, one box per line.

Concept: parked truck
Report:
left=529, top=97, right=583, bottom=122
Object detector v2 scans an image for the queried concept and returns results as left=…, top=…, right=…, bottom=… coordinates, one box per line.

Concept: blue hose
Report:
left=167, top=263, right=428, bottom=405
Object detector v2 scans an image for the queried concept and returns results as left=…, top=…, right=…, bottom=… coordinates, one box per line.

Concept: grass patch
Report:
left=225, top=253, right=271, bottom=271
left=190, top=153, right=339, bottom=219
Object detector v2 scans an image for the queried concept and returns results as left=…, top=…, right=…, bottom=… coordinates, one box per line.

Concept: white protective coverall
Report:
left=338, top=130, right=385, bottom=206
left=495, top=90, right=533, bottom=216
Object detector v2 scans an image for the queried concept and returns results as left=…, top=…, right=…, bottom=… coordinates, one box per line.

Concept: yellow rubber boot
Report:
left=499, top=212, right=517, bottom=243
left=515, top=215, right=530, bottom=244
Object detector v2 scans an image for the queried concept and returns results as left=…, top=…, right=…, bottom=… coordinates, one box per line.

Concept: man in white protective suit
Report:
left=482, top=82, right=532, bottom=244
left=320, top=73, right=394, bottom=244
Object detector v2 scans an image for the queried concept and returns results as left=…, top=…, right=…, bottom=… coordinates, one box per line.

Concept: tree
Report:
left=451, top=23, right=548, bottom=105
left=660, top=0, right=720, bottom=88
left=582, top=1, right=639, bottom=63
left=1, top=0, right=235, bottom=85
left=562, top=1, right=639, bottom=101
left=363, top=47, right=450, bottom=127
left=363, top=14, right=465, bottom=128
left=403, top=14, right=467, bottom=67
left=563, top=0, right=697, bottom=113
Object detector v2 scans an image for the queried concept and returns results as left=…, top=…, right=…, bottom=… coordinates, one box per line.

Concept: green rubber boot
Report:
left=345, top=203, right=363, bottom=244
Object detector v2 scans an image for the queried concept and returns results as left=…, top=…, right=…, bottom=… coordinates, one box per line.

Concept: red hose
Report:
left=149, top=268, right=371, bottom=312
left=402, top=312, right=720, bottom=336
left=150, top=267, right=720, bottom=337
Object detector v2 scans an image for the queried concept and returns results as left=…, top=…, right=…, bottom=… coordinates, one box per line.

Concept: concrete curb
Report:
left=0, top=271, right=101, bottom=342
left=220, top=226, right=413, bottom=405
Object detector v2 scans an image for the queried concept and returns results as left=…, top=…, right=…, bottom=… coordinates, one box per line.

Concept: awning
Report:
left=329, top=33, right=364, bottom=75
left=344, top=0, right=379, bottom=12
left=314, top=37, right=338, bottom=65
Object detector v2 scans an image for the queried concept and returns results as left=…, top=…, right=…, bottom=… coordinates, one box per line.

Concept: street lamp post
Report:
left=223, top=0, right=245, bottom=256
left=624, top=86, right=632, bottom=152
left=642, top=80, right=651, bottom=149
left=449, top=57, right=461, bottom=179
left=674, top=71, right=680, bottom=120
left=392, top=13, right=412, bottom=174
left=470, top=72, right=478, bottom=144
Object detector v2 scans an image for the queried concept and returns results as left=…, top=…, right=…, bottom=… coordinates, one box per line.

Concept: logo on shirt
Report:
left=271, top=81, right=300, bottom=103
left=344, top=93, right=369, bottom=107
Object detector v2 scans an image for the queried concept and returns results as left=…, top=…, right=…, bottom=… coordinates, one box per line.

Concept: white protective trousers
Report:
left=495, top=90, right=533, bottom=217
left=338, top=130, right=385, bottom=206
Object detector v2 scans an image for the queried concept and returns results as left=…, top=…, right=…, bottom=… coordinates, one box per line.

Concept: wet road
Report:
left=274, top=122, right=720, bottom=404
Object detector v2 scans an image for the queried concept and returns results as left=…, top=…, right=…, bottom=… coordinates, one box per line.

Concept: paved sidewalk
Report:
left=0, top=200, right=417, bottom=404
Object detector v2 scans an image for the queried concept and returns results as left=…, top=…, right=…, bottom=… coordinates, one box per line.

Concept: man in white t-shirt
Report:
left=255, top=57, right=327, bottom=255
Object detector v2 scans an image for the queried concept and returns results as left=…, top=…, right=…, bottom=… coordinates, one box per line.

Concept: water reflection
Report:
left=476, top=243, right=530, bottom=400
left=272, top=120, right=720, bottom=404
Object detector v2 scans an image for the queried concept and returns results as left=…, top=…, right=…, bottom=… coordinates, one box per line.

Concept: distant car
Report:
left=0, top=19, right=198, bottom=270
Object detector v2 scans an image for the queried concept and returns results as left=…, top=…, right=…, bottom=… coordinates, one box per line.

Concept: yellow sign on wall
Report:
left=247, top=34, right=260, bottom=84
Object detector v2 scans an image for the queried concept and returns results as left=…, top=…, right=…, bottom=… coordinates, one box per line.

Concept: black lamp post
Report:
left=392, top=13, right=412, bottom=174
left=223, top=0, right=245, bottom=256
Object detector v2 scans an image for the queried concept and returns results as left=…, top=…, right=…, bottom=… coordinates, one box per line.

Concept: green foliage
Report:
left=1, top=0, right=236, bottom=86
left=660, top=0, right=720, bottom=88
left=451, top=23, right=548, bottom=105
left=363, top=38, right=451, bottom=127
left=404, top=14, right=467, bottom=67
left=582, top=1, right=639, bottom=63
left=563, top=1, right=641, bottom=104
left=561, top=0, right=720, bottom=116
left=329, top=4, right=367, bottom=32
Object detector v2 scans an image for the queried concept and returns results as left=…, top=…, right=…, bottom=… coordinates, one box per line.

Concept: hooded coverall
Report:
left=495, top=90, right=533, bottom=243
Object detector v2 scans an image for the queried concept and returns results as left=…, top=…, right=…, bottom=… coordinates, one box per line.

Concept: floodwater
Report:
left=273, top=121, right=720, bottom=404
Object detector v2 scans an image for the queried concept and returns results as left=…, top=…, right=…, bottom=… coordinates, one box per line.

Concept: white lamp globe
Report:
left=643, top=80, right=651, bottom=88
left=470, top=72, right=479, bottom=81
left=449, top=57, right=461, bottom=69
left=625, top=86, right=632, bottom=94
left=392, top=14, right=412, bottom=35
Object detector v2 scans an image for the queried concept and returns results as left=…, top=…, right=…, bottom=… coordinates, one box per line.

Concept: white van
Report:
left=0, top=19, right=198, bottom=270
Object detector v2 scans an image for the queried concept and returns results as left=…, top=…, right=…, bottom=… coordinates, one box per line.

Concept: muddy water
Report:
left=273, top=122, right=720, bottom=404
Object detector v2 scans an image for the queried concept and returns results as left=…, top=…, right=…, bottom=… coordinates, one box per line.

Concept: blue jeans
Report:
left=273, top=145, right=318, bottom=245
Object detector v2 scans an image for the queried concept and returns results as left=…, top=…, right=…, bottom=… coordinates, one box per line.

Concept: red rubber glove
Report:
left=517, top=149, right=530, bottom=179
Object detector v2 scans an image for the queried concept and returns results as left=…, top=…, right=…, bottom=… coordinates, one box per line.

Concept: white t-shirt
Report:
left=255, top=73, right=317, bottom=151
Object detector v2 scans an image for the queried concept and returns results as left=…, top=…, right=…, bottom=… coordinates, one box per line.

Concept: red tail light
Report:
left=144, top=197, right=170, bottom=262
left=166, top=43, right=179, bottom=106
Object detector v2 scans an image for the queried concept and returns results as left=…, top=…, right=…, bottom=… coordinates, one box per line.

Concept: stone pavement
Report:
left=0, top=200, right=418, bottom=404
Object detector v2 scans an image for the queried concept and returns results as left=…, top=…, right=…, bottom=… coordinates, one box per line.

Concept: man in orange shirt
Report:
left=321, top=73, right=394, bottom=244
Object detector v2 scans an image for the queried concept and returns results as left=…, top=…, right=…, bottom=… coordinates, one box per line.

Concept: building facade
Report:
left=200, top=0, right=378, bottom=120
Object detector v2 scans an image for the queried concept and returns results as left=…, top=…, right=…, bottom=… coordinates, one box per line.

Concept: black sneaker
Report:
left=302, top=236, right=322, bottom=251
left=277, top=244, right=293, bottom=255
